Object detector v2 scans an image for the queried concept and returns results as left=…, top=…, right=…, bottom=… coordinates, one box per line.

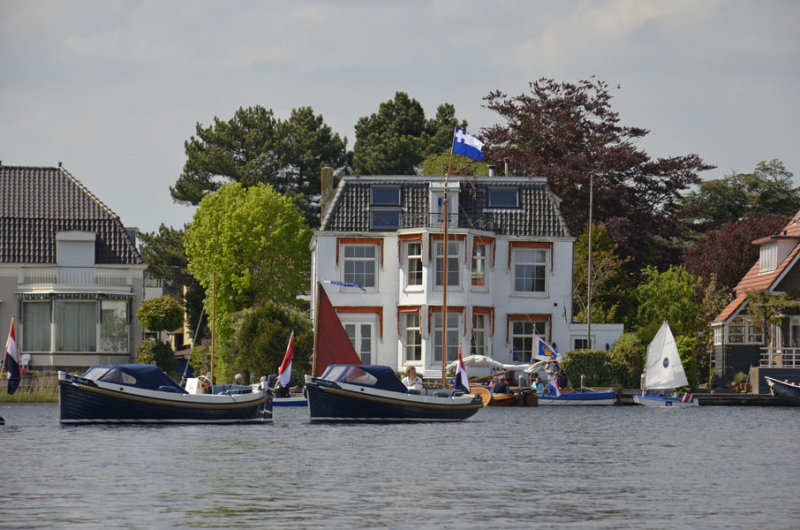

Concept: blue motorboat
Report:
left=537, top=388, right=618, bottom=405
left=59, top=364, right=272, bottom=424
left=304, top=364, right=483, bottom=422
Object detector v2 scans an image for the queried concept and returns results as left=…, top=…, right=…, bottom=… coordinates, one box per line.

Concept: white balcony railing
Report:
left=22, top=266, right=131, bottom=287
left=761, top=348, right=800, bottom=368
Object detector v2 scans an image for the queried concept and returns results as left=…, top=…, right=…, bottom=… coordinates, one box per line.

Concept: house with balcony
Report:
left=310, top=174, right=623, bottom=378
left=712, top=209, right=800, bottom=392
left=0, top=164, right=146, bottom=370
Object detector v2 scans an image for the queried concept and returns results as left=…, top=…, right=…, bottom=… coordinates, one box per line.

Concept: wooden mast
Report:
left=210, top=271, right=216, bottom=384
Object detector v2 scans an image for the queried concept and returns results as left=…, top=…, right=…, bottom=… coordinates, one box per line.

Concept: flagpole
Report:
left=210, top=272, right=216, bottom=385
left=440, top=186, right=449, bottom=388
left=446, top=128, right=456, bottom=176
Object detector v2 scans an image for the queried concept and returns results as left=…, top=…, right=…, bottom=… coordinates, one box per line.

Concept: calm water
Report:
left=0, top=403, right=798, bottom=529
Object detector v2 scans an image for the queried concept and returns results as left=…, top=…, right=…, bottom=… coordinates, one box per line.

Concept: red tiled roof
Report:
left=713, top=209, right=800, bottom=323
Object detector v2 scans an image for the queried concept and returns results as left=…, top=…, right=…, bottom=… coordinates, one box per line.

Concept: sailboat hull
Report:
left=633, top=394, right=698, bottom=407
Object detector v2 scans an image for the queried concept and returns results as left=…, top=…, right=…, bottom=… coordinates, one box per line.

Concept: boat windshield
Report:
left=323, top=365, right=378, bottom=386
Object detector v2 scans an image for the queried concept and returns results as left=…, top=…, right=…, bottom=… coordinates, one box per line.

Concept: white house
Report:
left=0, top=164, right=147, bottom=370
left=310, top=174, right=623, bottom=378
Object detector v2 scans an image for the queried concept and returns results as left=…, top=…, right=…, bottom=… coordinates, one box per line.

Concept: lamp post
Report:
left=586, top=172, right=594, bottom=349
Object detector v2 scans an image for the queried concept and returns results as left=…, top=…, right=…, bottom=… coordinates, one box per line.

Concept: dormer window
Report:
left=488, top=188, right=518, bottom=208
left=760, top=243, right=778, bottom=272
left=371, top=186, right=400, bottom=206
left=370, top=186, right=401, bottom=230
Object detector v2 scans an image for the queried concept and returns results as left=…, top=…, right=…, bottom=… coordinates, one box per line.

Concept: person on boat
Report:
left=532, top=375, right=545, bottom=393
left=493, top=376, right=510, bottom=394
left=234, top=373, right=244, bottom=385
left=401, top=366, right=424, bottom=391
left=273, top=377, right=291, bottom=397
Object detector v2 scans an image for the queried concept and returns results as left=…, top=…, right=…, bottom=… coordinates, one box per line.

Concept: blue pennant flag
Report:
left=323, top=280, right=366, bottom=292
left=452, top=129, right=484, bottom=161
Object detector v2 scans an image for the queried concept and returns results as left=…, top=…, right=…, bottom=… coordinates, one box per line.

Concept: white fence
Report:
left=761, top=348, right=800, bottom=368
left=22, top=267, right=130, bottom=287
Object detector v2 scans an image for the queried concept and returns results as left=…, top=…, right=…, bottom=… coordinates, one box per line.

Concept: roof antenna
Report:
left=58, top=161, right=62, bottom=168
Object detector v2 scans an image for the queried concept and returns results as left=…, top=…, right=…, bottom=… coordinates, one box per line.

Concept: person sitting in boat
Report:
left=401, top=366, right=424, bottom=391
left=234, top=373, right=244, bottom=385
left=532, top=375, right=545, bottom=393
left=493, top=376, right=510, bottom=394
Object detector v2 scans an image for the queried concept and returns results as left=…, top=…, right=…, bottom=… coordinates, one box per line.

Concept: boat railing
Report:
left=760, top=347, right=800, bottom=368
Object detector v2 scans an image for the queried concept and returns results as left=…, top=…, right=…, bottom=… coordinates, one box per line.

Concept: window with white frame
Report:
left=513, top=248, right=547, bottom=293
left=100, top=300, right=128, bottom=353
left=404, top=241, right=423, bottom=287
left=432, top=311, right=460, bottom=362
left=510, top=319, right=547, bottom=362
left=23, top=301, right=51, bottom=351
left=727, top=316, right=763, bottom=344
left=402, top=311, right=422, bottom=362
left=713, top=326, right=723, bottom=346
left=434, top=240, right=460, bottom=287
left=471, top=242, right=489, bottom=288
left=471, top=313, right=488, bottom=356
left=342, top=245, right=378, bottom=288
left=55, top=300, right=96, bottom=352
left=344, top=322, right=374, bottom=365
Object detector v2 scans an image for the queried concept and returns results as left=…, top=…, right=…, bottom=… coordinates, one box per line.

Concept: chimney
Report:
left=58, top=161, right=62, bottom=168
left=320, top=165, right=334, bottom=221
left=488, top=165, right=496, bottom=177
left=504, top=159, right=509, bottom=176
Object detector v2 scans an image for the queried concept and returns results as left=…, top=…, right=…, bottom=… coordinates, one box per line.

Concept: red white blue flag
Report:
left=546, top=374, right=561, bottom=397
left=277, top=331, right=294, bottom=388
left=4, top=318, right=21, bottom=395
left=454, top=344, right=470, bottom=393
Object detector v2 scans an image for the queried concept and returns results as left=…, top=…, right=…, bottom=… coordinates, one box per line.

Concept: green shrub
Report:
left=137, top=338, right=177, bottom=374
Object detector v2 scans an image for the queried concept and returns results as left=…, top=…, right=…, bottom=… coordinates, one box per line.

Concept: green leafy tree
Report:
left=609, top=333, right=645, bottom=389
left=353, top=92, right=466, bottom=175
left=225, top=303, right=313, bottom=384
left=695, top=274, right=732, bottom=384
left=171, top=105, right=347, bottom=227
left=680, top=159, right=799, bottom=230
left=482, top=78, right=713, bottom=270
left=185, top=182, right=310, bottom=345
left=420, top=153, right=489, bottom=177
left=633, top=265, right=703, bottom=341
left=573, top=223, right=630, bottom=323
left=136, top=295, right=184, bottom=373
left=137, top=295, right=184, bottom=334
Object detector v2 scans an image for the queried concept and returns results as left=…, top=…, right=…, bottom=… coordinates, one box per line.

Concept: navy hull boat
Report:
left=59, top=364, right=273, bottom=424
left=764, top=376, right=800, bottom=405
left=305, top=365, right=483, bottom=423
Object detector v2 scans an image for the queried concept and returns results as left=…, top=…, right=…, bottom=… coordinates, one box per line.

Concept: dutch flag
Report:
left=452, top=128, right=484, bottom=161
left=454, top=345, right=470, bottom=393
left=546, top=375, right=561, bottom=397
left=4, top=318, right=21, bottom=395
left=277, top=331, right=294, bottom=388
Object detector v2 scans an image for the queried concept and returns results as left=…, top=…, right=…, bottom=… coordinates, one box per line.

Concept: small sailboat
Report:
left=633, top=322, right=698, bottom=407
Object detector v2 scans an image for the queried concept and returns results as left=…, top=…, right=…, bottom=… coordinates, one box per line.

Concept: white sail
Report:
left=643, top=322, right=688, bottom=391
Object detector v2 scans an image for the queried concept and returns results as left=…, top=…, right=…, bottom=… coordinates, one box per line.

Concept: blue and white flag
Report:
left=546, top=375, right=561, bottom=397
left=533, top=335, right=562, bottom=362
left=452, top=129, right=484, bottom=161
left=454, top=345, right=470, bottom=394
left=323, top=280, right=366, bottom=292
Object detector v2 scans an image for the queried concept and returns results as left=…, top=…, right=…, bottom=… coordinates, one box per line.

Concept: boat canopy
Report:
left=320, top=364, right=408, bottom=393
left=82, top=364, right=187, bottom=393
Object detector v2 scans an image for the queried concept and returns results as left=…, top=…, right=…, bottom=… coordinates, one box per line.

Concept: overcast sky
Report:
left=1, top=0, right=798, bottom=234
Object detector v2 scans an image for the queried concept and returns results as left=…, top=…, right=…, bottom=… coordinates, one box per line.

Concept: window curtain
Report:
left=23, top=302, right=51, bottom=351
left=55, top=301, right=96, bottom=352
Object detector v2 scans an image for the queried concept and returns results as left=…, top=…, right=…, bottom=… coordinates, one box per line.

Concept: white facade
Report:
left=311, top=175, right=624, bottom=378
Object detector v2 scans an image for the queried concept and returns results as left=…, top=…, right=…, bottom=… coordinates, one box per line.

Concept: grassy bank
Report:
left=0, top=372, right=59, bottom=403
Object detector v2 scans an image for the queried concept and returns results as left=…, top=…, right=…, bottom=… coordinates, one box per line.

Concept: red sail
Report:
left=315, top=283, right=362, bottom=376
